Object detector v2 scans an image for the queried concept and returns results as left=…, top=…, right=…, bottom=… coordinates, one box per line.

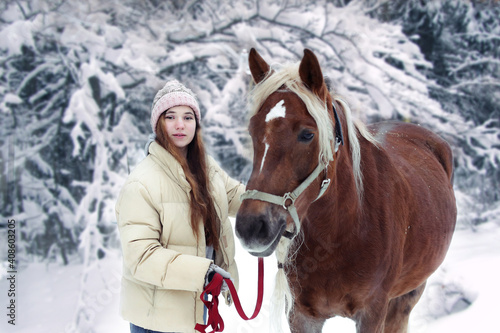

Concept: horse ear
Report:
left=299, top=49, right=325, bottom=94
left=249, top=48, right=271, bottom=84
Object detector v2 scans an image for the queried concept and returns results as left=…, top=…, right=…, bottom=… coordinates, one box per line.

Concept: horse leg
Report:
left=383, top=282, right=426, bottom=333
left=288, top=309, right=326, bottom=333
left=355, top=300, right=389, bottom=333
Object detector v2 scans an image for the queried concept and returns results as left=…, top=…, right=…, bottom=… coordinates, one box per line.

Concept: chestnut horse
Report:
left=235, top=49, right=456, bottom=333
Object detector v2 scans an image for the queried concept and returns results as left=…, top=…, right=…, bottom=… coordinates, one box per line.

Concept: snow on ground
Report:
left=1, top=221, right=499, bottom=333
left=411, top=221, right=500, bottom=333
left=0, top=251, right=129, bottom=333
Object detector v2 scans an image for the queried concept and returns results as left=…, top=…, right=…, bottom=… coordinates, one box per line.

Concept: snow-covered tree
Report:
left=366, top=0, right=500, bottom=225
left=1, top=0, right=498, bottom=267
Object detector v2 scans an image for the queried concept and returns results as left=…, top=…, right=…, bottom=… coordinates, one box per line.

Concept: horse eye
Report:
left=298, top=130, right=314, bottom=142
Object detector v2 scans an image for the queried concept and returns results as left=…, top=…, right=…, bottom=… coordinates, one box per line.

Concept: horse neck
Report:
left=305, top=121, right=363, bottom=243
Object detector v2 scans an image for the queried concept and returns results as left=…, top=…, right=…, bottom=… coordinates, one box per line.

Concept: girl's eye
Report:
left=165, top=115, right=174, bottom=120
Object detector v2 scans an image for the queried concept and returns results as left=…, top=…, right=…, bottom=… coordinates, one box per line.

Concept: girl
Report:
left=116, top=80, right=245, bottom=333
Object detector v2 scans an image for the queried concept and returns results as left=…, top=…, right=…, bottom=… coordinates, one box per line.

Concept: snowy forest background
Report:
left=0, top=0, right=499, bottom=332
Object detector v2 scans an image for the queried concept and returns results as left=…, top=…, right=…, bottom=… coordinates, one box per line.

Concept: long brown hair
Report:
left=155, top=113, right=220, bottom=251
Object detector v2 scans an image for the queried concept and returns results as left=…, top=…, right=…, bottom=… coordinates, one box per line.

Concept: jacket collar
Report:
left=149, top=141, right=191, bottom=191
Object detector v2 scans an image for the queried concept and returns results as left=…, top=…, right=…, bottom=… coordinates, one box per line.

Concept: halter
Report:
left=241, top=102, right=344, bottom=240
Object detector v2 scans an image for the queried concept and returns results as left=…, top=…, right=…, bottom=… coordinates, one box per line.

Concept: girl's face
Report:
left=163, top=105, right=197, bottom=156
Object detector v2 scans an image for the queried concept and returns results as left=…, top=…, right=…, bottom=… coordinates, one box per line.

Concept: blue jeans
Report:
left=130, top=323, right=177, bottom=333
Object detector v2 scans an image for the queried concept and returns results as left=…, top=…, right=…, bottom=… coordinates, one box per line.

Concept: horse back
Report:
left=369, top=121, right=454, bottom=183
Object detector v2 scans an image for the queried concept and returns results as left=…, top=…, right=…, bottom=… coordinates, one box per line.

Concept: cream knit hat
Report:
left=150, top=80, right=201, bottom=133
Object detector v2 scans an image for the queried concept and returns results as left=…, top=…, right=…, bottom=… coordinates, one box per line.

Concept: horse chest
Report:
left=288, top=256, right=378, bottom=318
left=287, top=234, right=399, bottom=318
left=290, top=272, right=365, bottom=318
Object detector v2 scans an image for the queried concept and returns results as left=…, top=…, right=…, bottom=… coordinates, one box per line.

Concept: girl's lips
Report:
left=173, top=133, right=186, bottom=138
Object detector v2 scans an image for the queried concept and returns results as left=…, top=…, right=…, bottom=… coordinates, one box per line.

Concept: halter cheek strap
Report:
left=333, top=101, right=344, bottom=147
left=241, top=102, right=344, bottom=240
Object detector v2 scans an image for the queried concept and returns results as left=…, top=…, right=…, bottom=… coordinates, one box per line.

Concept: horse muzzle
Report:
left=235, top=202, right=287, bottom=257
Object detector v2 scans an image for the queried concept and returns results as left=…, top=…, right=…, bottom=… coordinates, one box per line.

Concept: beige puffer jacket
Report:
left=116, top=141, right=245, bottom=332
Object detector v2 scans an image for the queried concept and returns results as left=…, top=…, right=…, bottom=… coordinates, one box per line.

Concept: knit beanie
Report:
left=150, top=80, right=201, bottom=133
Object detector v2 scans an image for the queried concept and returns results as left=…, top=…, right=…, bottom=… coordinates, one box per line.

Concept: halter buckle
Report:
left=282, top=192, right=296, bottom=210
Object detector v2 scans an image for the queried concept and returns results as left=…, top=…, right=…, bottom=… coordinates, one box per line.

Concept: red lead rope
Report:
left=195, top=257, right=264, bottom=333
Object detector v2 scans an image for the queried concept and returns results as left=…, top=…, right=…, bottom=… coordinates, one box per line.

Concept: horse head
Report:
left=235, top=49, right=342, bottom=257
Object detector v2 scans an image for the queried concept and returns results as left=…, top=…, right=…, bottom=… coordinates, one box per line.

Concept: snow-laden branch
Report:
left=450, top=58, right=500, bottom=74
left=450, top=77, right=500, bottom=90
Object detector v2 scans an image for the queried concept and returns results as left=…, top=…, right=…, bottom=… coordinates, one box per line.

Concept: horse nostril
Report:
left=236, top=214, right=269, bottom=240
left=255, top=216, right=269, bottom=239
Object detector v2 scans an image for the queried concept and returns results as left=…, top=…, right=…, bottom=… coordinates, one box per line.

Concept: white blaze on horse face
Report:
left=260, top=141, right=269, bottom=173
left=260, top=100, right=286, bottom=174
left=265, top=100, right=286, bottom=122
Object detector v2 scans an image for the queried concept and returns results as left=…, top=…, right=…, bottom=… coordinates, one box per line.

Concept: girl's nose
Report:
left=175, top=118, right=185, bottom=129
